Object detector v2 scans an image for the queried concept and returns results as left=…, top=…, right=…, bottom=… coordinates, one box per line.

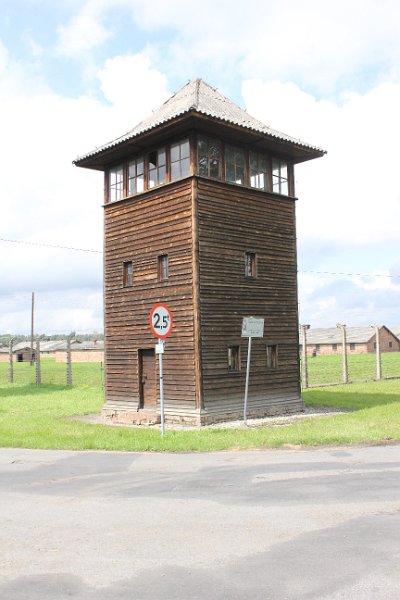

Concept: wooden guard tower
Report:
left=74, top=79, right=325, bottom=425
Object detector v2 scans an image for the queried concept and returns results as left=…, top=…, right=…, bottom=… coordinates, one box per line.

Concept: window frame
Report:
left=272, top=158, right=289, bottom=195
left=128, top=156, right=144, bottom=196
left=197, top=135, right=222, bottom=180
left=225, top=144, right=246, bottom=186
left=266, top=344, right=278, bottom=369
left=105, top=135, right=295, bottom=203
left=108, top=164, right=124, bottom=203
left=249, top=151, right=270, bottom=191
left=123, top=261, right=133, bottom=287
left=245, top=252, right=257, bottom=278
left=158, top=254, right=169, bottom=282
left=228, top=346, right=241, bottom=372
left=170, top=138, right=191, bottom=181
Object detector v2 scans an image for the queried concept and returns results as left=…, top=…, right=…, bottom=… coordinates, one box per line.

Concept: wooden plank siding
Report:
left=196, top=177, right=302, bottom=422
left=103, top=178, right=199, bottom=422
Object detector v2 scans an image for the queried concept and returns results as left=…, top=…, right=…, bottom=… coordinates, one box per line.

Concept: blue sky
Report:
left=1, top=0, right=400, bottom=334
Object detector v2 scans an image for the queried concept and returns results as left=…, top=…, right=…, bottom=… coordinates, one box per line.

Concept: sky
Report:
left=1, top=0, right=400, bottom=334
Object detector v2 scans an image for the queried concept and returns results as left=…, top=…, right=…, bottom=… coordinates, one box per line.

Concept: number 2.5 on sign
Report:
left=150, top=303, right=173, bottom=339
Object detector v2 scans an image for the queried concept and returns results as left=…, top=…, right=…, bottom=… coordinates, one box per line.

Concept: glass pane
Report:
left=158, top=148, right=166, bottom=166
left=171, top=161, right=180, bottom=181
left=236, top=149, right=245, bottom=168
left=281, top=162, right=288, bottom=179
left=272, top=159, right=280, bottom=175
left=149, top=168, right=156, bottom=188
left=210, top=158, right=220, bottom=179
left=137, top=175, right=144, bottom=193
left=226, top=162, right=235, bottom=182
left=259, top=173, right=265, bottom=189
left=128, top=161, right=136, bottom=178
left=250, top=174, right=257, bottom=187
left=158, top=165, right=166, bottom=184
left=260, top=158, right=268, bottom=174
left=236, top=164, right=244, bottom=185
left=225, top=146, right=234, bottom=164
left=129, top=178, right=136, bottom=195
left=273, top=176, right=280, bottom=193
left=170, top=143, right=180, bottom=163
left=281, top=180, right=288, bottom=195
left=209, top=141, right=221, bottom=161
left=198, top=157, right=208, bottom=176
left=197, top=138, right=208, bottom=175
left=181, top=157, right=190, bottom=177
left=250, top=153, right=258, bottom=177
left=148, top=152, right=157, bottom=169
left=181, top=139, right=190, bottom=159
left=137, top=158, right=144, bottom=175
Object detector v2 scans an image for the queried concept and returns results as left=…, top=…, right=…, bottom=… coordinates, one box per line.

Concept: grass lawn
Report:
left=303, top=351, right=400, bottom=386
left=0, top=364, right=399, bottom=451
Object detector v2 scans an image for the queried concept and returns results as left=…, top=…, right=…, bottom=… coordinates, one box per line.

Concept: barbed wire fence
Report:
left=299, top=323, right=400, bottom=388
left=1, top=336, right=104, bottom=388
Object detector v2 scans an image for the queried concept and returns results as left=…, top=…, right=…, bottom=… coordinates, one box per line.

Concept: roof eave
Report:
left=73, top=109, right=326, bottom=171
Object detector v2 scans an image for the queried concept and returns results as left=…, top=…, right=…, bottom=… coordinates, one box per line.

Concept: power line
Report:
left=0, top=238, right=102, bottom=254
left=0, top=237, right=399, bottom=279
left=299, top=269, right=400, bottom=279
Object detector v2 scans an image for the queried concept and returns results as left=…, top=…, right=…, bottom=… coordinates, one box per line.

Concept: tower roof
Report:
left=74, top=78, right=325, bottom=169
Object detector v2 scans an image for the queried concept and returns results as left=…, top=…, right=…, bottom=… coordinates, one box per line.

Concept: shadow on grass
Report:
left=0, top=384, right=72, bottom=398
left=304, top=389, right=400, bottom=411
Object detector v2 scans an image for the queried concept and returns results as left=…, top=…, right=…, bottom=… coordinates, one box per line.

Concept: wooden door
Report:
left=139, top=349, right=157, bottom=409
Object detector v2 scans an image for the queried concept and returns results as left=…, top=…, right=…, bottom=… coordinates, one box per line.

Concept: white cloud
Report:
left=124, top=0, right=400, bottom=93
left=97, top=53, right=170, bottom=121
left=51, top=1, right=400, bottom=92
left=0, top=44, right=170, bottom=334
left=241, top=79, right=400, bottom=247
left=56, top=0, right=112, bottom=58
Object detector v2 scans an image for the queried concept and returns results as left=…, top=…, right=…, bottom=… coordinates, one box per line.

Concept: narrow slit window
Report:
left=171, top=139, right=190, bottom=181
left=228, top=346, right=241, bottom=372
left=266, top=345, right=278, bottom=369
left=272, top=159, right=289, bottom=195
left=225, top=145, right=245, bottom=185
left=148, top=147, right=166, bottom=188
left=123, top=261, right=133, bottom=286
left=128, top=157, right=144, bottom=195
left=158, top=254, right=169, bottom=281
left=109, top=165, right=124, bottom=202
left=197, top=136, right=222, bottom=179
left=245, top=252, right=257, bottom=277
left=250, top=152, right=269, bottom=191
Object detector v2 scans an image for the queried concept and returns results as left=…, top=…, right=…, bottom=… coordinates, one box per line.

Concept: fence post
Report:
left=66, top=337, right=72, bottom=386
left=35, top=337, right=41, bottom=385
left=336, top=323, right=348, bottom=384
left=300, top=324, right=310, bottom=389
left=9, top=338, right=14, bottom=384
left=371, top=324, right=382, bottom=380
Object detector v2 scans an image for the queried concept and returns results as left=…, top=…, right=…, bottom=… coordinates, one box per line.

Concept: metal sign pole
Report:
left=150, top=304, right=173, bottom=436
left=243, top=336, right=252, bottom=425
left=158, top=341, right=165, bottom=435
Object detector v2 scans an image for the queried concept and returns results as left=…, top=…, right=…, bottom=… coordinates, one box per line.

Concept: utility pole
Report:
left=371, top=324, right=382, bottom=380
left=30, top=291, right=35, bottom=365
left=299, top=324, right=310, bottom=389
left=336, top=323, right=348, bottom=384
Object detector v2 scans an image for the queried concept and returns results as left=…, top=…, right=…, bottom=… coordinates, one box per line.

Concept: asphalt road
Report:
left=1, top=444, right=400, bottom=599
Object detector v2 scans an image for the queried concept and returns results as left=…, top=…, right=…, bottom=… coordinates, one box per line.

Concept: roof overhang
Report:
left=73, top=110, right=326, bottom=171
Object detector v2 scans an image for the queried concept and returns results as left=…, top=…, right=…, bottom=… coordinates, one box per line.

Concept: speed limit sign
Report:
left=150, top=303, right=173, bottom=339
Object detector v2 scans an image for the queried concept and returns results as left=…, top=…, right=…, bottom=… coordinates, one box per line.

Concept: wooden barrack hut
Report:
left=74, top=79, right=325, bottom=425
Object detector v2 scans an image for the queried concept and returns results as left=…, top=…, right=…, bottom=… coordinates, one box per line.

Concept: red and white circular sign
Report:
left=149, top=303, right=173, bottom=339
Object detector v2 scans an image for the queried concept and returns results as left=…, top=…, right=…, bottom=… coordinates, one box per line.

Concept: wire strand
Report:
left=0, top=238, right=101, bottom=254
left=1, top=238, right=399, bottom=278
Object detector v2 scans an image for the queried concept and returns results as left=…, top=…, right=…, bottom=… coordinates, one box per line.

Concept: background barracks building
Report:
left=74, top=79, right=324, bottom=425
